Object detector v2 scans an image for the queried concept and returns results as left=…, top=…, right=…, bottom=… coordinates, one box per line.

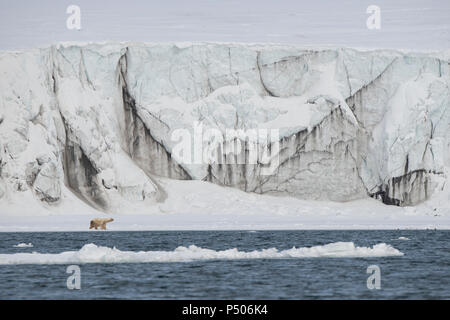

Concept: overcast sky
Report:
left=0, top=0, right=449, bottom=50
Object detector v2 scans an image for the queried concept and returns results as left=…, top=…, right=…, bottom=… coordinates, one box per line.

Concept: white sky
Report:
left=0, top=0, right=449, bottom=50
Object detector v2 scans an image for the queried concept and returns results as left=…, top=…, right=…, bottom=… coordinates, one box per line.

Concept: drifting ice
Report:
left=13, top=243, right=34, bottom=248
left=0, top=242, right=404, bottom=264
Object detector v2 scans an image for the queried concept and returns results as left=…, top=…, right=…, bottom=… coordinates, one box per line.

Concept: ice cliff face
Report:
left=0, top=43, right=449, bottom=211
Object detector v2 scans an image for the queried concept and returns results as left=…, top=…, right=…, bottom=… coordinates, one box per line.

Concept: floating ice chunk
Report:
left=392, top=237, right=410, bottom=241
left=13, top=243, right=33, bottom=248
left=0, top=242, right=403, bottom=265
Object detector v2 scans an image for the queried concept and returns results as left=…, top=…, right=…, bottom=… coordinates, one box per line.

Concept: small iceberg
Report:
left=13, top=243, right=34, bottom=248
left=392, top=237, right=410, bottom=241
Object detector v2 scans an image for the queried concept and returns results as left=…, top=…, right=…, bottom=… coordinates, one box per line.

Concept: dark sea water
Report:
left=0, top=230, right=448, bottom=299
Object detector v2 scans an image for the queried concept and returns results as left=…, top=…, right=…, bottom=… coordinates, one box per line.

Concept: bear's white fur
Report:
left=89, top=218, right=114, bottom=230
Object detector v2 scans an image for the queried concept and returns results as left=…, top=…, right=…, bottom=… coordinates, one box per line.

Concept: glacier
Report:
left=0, top=42, right=449, bottom=216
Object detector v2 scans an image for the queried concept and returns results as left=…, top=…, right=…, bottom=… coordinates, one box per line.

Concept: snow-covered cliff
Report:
left=0, top=43, right=449, bottom=213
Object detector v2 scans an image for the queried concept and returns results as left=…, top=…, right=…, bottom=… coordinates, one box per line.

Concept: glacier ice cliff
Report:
left=0, top=43, right=449, bottom=212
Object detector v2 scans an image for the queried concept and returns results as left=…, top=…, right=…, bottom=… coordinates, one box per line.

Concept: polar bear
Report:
left=89, top=218, right=114, bottom=230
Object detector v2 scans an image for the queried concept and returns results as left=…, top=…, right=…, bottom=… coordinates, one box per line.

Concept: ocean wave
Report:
left=0, top=242, right=403, bottom=265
